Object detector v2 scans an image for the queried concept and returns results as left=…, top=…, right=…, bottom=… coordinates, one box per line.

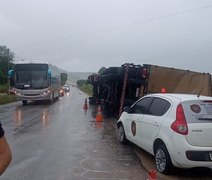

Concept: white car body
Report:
left=117, top=93, right=212, bottom=174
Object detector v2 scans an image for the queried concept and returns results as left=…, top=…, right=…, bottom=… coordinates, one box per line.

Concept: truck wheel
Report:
left=22, top=100, right=27, bottom=106
left=155, top=145, right=173, bottom=174
left=118, top=125, right=128, bottom=144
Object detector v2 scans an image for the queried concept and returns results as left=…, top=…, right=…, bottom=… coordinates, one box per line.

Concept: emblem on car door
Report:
left=131, top=121, right=136, bottom=136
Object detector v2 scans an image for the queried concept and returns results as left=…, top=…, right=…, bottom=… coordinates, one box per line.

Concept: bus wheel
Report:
left=22, top=100, right=27, bottom=106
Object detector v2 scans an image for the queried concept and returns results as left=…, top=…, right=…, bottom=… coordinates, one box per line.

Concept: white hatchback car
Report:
left=117, top=93, right=212, bottom=174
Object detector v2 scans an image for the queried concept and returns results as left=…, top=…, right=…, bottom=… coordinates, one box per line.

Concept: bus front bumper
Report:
left=15, top=92, right=51, bottom=101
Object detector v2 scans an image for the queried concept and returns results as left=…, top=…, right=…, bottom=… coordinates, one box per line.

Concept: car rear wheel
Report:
left=155, top=145, right=172, bottom=174
left=118, top=125, right=128, bottom=144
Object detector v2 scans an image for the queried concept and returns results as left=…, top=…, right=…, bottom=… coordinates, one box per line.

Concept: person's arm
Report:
left=0, top=126, right=12, bottom=175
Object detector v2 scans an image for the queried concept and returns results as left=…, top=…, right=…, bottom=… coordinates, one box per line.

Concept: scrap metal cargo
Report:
left=88, top=63, right=212, bottom=118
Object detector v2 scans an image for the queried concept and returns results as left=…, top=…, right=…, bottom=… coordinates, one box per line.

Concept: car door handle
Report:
left=153, top=122, right=159, bottom=127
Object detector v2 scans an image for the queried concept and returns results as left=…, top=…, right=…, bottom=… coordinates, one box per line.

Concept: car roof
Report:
left=145, top=93, right=212, bottom=102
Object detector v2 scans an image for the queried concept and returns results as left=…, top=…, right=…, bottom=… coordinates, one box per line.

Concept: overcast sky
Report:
left=1, top=0, right=212, bottom=73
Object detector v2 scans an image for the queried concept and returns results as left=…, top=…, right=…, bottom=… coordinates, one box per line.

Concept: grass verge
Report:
left=0, top=94, right=16, bottom=105
left=0, top=84, right=8, bottom=93
left=78, top=83, right=93, bottom=96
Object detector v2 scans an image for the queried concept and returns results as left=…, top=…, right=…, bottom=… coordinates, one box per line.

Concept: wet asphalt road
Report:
left=0, top=87, right=148, bottom=180
left=1, top=87, right=212, bottom=180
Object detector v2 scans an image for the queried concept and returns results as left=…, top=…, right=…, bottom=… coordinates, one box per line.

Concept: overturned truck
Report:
left=88, top=63, right=212, bottom=118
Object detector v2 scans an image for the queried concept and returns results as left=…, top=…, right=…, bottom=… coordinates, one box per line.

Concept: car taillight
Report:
left=171, top=104, right=188, bottom=135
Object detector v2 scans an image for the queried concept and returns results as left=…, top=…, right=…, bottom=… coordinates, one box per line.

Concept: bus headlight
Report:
left=43, top=91, right=50, bottom=95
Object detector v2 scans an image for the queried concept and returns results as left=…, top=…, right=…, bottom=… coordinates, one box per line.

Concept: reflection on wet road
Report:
left=0, top=87, right=148, bottom=180
left=1, top=87, right=212, bottom=180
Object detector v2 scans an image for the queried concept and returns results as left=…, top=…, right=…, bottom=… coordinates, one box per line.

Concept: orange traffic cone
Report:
left=83, top=98, right=88, bottom=110
left=147, top=170, right=157, bottom=180
left=96, top=122, right=102, bottom=129
left=96, top=105, right=103, bottom=122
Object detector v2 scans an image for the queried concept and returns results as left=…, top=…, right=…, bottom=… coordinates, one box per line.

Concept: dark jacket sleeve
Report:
left=0, top=122, right=5, bottom=138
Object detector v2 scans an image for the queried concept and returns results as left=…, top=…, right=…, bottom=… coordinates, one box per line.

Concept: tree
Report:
left=60, top=73, right=68, bottom=86
left=0, top=45, right=15, bottom=85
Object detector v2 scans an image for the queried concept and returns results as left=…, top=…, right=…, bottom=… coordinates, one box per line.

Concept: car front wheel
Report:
left=155, top=145, right=173, bottom=174
left=118, top=125, right=127, bottom=144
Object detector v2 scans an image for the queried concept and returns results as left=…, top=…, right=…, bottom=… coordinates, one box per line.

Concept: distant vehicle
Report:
left=8, top=63, right=61, bottom=105
left=117, top=93, right=212, bottom=174
left=62, top=85, right=70, bottom=92
left=60, top=88, right=64, bottom=97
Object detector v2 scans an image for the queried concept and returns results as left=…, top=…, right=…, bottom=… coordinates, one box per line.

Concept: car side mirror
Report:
left=124, top=106, right=132, bottom=113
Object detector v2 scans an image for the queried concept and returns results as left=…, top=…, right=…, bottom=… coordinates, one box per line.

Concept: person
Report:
left=0, top=122, right=12, bottom=176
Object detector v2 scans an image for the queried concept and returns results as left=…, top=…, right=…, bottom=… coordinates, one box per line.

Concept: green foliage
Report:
left=61, top=73, right=68, bottom=86
left=77, top=80, right=93, bottom=96
left=0, top=95, right=16, bottom=104
left=0, top=45, right=15, bottom=85
left=0, top=84, right=16, bottom=104
left=0, top=84, right=8, bottom=93
left=79, top=83, right=93, bottom=96
left=0, top=69, right=6, bottom=84
left=77, top=79, right=87, bottom=87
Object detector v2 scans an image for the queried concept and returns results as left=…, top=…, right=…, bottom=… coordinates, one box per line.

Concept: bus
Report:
left=8, top=63, right=61, bottom=105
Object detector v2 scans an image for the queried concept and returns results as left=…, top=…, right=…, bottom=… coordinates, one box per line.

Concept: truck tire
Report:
left=107, top=67, right=118, bottom=74
left=107, top=73, right=117, bottom=80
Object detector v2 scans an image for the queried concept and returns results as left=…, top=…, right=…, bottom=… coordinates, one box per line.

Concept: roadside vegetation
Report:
left=0, top=45, right=94, bottom=104
left=0, top=94, right=16, bottom=105
left=0, top=85, right=16, bottom=104
left=0, top=84, right=8, bottom=93
left=77, top=80, right=93, bottom=96
left=0, top=45, right=16, bottom=104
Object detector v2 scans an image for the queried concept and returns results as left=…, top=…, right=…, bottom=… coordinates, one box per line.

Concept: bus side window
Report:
left=8, top=70, right=15, bottom=87
left=48, top=77, right=51, bottom=86
left=48, top=69, right=51, bottom=86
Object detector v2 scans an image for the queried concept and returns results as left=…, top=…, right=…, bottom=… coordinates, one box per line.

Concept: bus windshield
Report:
left=15, top=64, right=49, bottom=89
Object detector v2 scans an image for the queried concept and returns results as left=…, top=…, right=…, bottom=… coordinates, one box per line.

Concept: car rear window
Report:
left=182, top=100, right=212, bottom=123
